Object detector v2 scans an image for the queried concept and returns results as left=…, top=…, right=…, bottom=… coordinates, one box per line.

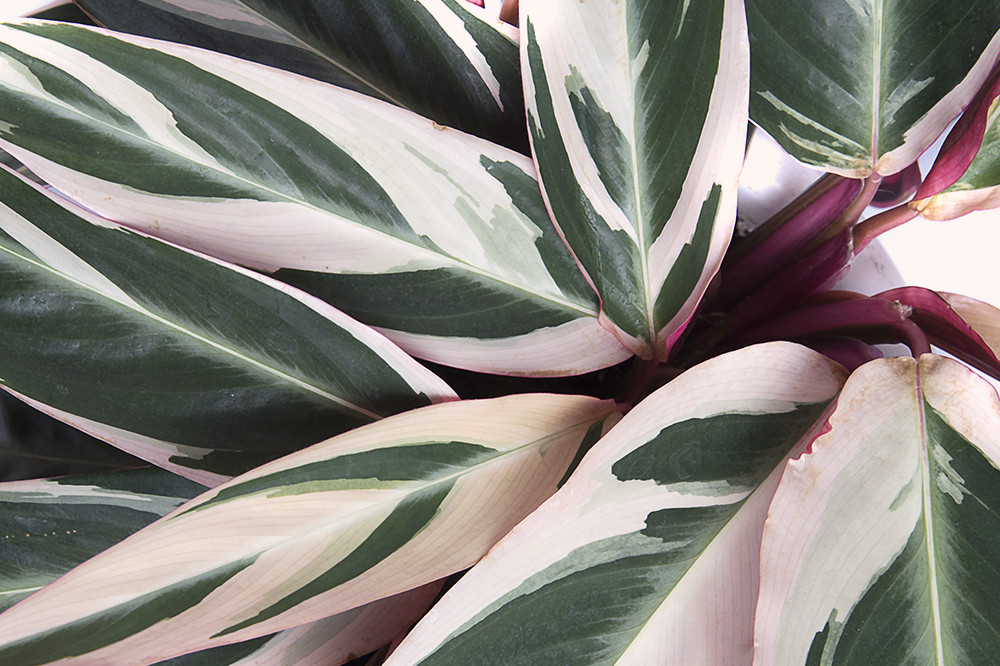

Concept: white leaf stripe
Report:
left=0, top=470, right=446, bottom=666
left=0, top=20, right=627, bottom=375
left=754, top=354, right=1000, bottom=664
left=382, top=343, right=846, bottom=666
left=77, top=0, right=528, bottom=151
left=2, top=387, right=234, bottom=488
left=0, top=469, right=205, bottom=612
left=747, top=0, right=1000, bottom=176
left=217, top=581, right=445, bottom=666
left=521, top=0, right=748, bottom=360
left=0, top=163, right=456, bottom=481
left=0, top=394, right=616, bottom=665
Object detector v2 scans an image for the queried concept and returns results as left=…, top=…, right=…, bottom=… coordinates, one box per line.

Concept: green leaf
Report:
left=150, top=581, right=447, bottom=666
left=0, top=393, right=618, bottom=665
left=747, top=0, right=1000, bottom=176
left=0, top=389, right=143, bottom=482
left=0, top=467, right=446, bottom=666
left=381, top=343, right=846, bottom=666
left=521, top=0, right=749, bottom=360
left=755, top=354, right=1000, bottom=664
left=0, top=20, right=630, bottom=376
left=0, top=468, right=206, bottom=613
left=0, top=164, right=456, bottom=484
left=76, top=0, right=529, bottom=153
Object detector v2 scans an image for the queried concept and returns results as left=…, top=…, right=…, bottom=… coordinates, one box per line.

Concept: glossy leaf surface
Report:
left=521, top=0, right=749, bottom=360
left=0, top=20, right=630, bottom=376
left=747, top=0, right=1000, bottom=176
left=0, top=393, right=618, bottom=665
left=0, top=164, right=455, bottom=485
left=383, top=343, right=846, bottom=666
left=76, top=0, right=528, bottom=152
left=756, top=354, right=1000, bottom=664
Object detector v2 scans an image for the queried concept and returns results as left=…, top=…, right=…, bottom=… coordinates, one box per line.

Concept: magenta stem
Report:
left=852, top=204, right=920, bottom=254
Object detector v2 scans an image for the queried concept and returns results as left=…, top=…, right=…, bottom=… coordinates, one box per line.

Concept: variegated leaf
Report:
left=747, top=0, right=1000, bottom=177
left=0, top=468, right=445, bottom=666
left=169, top=580, right=445, bottom=666
left=521, top=0, right=749, bottom=360
left=0, top=468, right=206, bottom=613
left=0, top=163, right=456, bottom=485
left=0, top=393, right=618, bottom=665
left=755, top=354, right=1000, bottom=664
left=76, top=0, right=528, bottom=152
left=382, top=342, right=846, bottom=666
left=912, top=98, right=1000, bottom=220
left=0, top=20, right=631, bottom=376
left=155, top=582, right=446, bottom=666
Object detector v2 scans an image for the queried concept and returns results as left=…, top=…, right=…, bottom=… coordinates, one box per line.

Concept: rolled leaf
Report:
left=941, top=292, right=1000, bottom=356
left=880, top=287, right=1000, bottom=381
left=76, top=0, right=529, bottom=152
left=382, top=342, right=846, bottom=666
left=0, top=163, right=456, bottom=485
left=0, top=468, right=445, bottom=666
left=911, top=94, right=1000, bottom=220
left=521, top=0, right=749, bottom=360
left=0, top=20, right=631, bottom=376
left=755, top=353, right=1000, bottom=664
left=747, top=0, right=1000, bottom=177
left=914, top=60, right=1000, bottom=200
left=0, top=393, right=618, bottom=665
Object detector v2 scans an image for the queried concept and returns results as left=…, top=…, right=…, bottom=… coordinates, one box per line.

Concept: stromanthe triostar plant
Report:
left=1, top=1, right=1000, bottom=664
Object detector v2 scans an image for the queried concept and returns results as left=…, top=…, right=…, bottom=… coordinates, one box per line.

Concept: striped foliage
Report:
left=0, top=468, right=206, bottom=614
left=0, top=20, right=631, bottom=377
left=747, top=0, right=1000, bottom=177
left=76, top=0, right=528, bottom=152
left=521, top=0, right=749, bottom=360
left=0, top=164, right=456, bottom=485
left=913, top=98, right=1000, bottom=220
left=154, top=580, right=446, bottom=666
left=0, top=468, right=445, bottom=666
left=755, top=354, right=1000, bottom=664
left=0, top=393, right=619, bottom=665
left=382, top=343, right=847, bottom=666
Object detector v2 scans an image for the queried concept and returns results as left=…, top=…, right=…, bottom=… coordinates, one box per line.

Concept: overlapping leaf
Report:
left=382, top=342, right=846, bottom=666
left=0, top=468, right=205, bottom=613
left=521, top=0, right=749, bottom=360
left=747, top=0, right=1000, bottom=176
left=0, top=468, right=445, bottom=666
left=0, top=393, right=618, bottom=665
left=0, top=20, right=631, bottom=376
left=76, top=0, right=529, bottom=152
left=0, top=164, right=456, bottom=484
left=755, top=354, right=1000, bottom=663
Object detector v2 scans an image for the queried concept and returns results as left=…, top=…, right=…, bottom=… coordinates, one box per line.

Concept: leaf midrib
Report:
left=2, top=31, right=595, bottom=319
left=230, top=0, right=405, bottom=108
left=623, top=3, right=657, bottom=349
left=0, top=219, right=383, bottom=420
left=917, top=369, right=946, bottom=664
left=136, top=413, right=610, bottom=629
